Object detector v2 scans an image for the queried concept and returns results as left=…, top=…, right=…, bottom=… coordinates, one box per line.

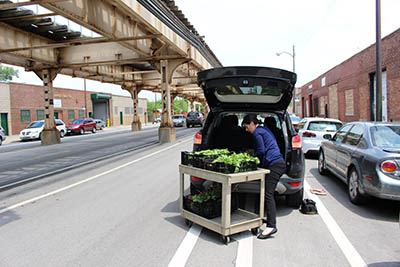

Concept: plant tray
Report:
left=183, top=193, right=239, bottom=219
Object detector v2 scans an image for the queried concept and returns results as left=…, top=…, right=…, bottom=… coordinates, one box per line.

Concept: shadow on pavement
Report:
left=309, top=168, right=400, bottom=223
left=0, top=208, right=21, bottom=227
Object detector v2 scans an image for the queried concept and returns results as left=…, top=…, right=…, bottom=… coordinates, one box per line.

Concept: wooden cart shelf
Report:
left=179, top=164, right=270, bottom=241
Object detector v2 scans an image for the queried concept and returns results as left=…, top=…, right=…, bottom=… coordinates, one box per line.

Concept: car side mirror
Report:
left=323, top=134, right=332, bottom=140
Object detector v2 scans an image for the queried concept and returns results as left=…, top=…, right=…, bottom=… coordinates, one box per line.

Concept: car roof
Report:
left=302, top=117, right=342, bottom=123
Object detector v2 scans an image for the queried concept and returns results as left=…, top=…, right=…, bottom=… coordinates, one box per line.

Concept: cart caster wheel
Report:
left=251, top=228, right=259, bottom=236
left=221, top=235, right=231, bottom=245
left=184, top=219, right=193, bottom=228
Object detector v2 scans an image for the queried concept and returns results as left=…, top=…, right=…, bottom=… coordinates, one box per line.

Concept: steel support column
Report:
left=170, top=93, right=177, bottom=116
left=131, top=85, right=142, bottom=131
left=34, top=69, right=60, bottom=145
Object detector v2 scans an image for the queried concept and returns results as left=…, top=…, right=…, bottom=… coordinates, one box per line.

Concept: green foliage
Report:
left=213, top=152, right=260, bottom=173
left=0, top=64, right=19, bottom=81
left=193, top=148, right=230, bottom=157
left=190, top=186, right=222, bottom=203
left=147, top=98, right=190, bottom=115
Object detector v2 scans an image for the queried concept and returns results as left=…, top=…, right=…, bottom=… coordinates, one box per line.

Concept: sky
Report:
left=6, top=0, right=400, bottom=100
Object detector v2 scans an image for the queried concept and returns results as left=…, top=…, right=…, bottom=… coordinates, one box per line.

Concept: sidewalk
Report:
left=2, top=122, right=159, bottom=145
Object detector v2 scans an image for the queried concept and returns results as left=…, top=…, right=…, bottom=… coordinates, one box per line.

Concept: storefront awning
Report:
left=91, top=93, right=112, bottom=100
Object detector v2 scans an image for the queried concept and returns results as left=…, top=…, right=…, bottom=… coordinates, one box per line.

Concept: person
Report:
left=242, top=114, right=286, bottom=239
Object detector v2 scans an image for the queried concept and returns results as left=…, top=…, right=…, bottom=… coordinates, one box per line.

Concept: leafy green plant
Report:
left=213, top=152, right=260, bottom=173
left=190, top=186, right=222, bottom=203
left=193, top=148, right=230, bottom=157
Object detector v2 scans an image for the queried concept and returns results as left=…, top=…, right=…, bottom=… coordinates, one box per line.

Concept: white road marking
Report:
left=0, top=137, right=193, bottom=215
left=167, top=224, right=202, bottom=267
left=235, top=230, right=253, bottom=267
left=304, top=179, right=367, bottom=267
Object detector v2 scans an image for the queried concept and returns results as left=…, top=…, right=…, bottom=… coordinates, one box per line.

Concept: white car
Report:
left=172, top=114, right=186, bottom=127
left=19, top=119, right=67, bottom=140
left=297, top=117, right=343, bottom=155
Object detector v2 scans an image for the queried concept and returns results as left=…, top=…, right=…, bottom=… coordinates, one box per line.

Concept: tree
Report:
left=0, top=64, right=19, bottom=81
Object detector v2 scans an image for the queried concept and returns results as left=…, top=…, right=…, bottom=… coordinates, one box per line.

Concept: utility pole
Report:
left=276, top=45, right=296, bottom=113
left=375, top=0, right=382, bottom=121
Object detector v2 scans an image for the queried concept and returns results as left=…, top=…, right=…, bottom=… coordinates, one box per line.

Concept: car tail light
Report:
left=191, top=176, right=201, bottom=182
left=194, top=132, right=202, bottom=145
left=381, top=160, right=397, bottom=173
left=302, top=131, right=316, bottom=138
left=289, top=181, right=301, bottom=187
left=292, top=135, right=302, bottom=149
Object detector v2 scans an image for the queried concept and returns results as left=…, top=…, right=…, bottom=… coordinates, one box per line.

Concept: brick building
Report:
left=300, top=28, right=400, bottom=123
left=0, top=82, right=147, bottom=135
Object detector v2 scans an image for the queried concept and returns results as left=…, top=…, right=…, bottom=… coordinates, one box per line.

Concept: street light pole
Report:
left=375, top=0, right=382, bottom=121
left=277, top=45, right=296, bottom=113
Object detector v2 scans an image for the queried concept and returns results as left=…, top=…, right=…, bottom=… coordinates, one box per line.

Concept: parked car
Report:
left=191, top=66, right=305, bottom=207
left=154, top=117, right=161, bottom=123
left=318, top=122, right=400, bottom=204
left=297, top=117, right=343, bottom=156
left=289, top=113, right=301, bottom=131
left=94, top=119, right=106, bottom=130
left=66, top=118, right=97, bottom=135
left=0, top=126, right=6, bottom=146
left=186, top=111, right=203, bottom=128
left=172, top=114, right=186, bottom=127
left=19, top=119, right=67, bottom=140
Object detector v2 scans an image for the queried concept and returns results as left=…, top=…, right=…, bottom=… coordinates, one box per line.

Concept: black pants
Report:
left=264, top=160, right=286, bottom=228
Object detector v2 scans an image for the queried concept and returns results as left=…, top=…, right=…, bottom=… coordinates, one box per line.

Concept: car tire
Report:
left=348, top=168, right=367, bottom=205
left=285, top=188, right=303, bottom=208
left=92, top=127, right=96, bottom=133
left=187, top=124, right=191, bottom=128
left=318, top=150, right=328, bottom=175
left=80, top=128, right=84, bottom=135
left=60, top=130, right=65, bottom=138
left=0, top=138, right=2, bottom=146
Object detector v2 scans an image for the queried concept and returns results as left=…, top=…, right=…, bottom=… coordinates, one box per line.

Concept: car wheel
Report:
left=348, top=168, right=367, bottom=205
left=92, top=127, right=96, bottom=133
left=285, top=188, right=303, bottom=208
left=80, top=128, right=84, bottom=135
left=0, top=138, right=2, bottom=146
left=318, top=151, right=328, bottom=175
left=187, top=124, right=190, bottom=128
left=60, top=130, right=65, bottom=138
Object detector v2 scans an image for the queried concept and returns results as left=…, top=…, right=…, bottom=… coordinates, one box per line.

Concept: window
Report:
left=78, top=110, right=84, bottom=118
left=21, top=110, right=31, bottom=123
left=139, top=107, right=143, bottom=115
left=344, top=124, right=364, bottom=146
left=308, top=121, right=342, bottom=132
left=114, top=107, right=118, bottom=114
left=68, top=110, right=75, bottom=120
left=370, top=125, right=400, bottom=148
left=333, top=124, right=353, bottom=143
left=125, top=107, right=131, bottom=114
left=297, top=119, right=307, bottom=130
left=37, top=110, right=44, bottom=120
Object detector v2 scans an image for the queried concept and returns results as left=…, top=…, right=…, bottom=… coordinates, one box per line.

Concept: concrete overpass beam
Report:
left=34, top=69, right=61, bottom=145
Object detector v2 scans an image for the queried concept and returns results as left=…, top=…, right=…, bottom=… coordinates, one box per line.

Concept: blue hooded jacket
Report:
left=253, top=126, right=284, bottom=168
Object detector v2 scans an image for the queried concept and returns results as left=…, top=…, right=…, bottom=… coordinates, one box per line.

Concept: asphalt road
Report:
left=0, top=125, right=197, bottom=190
left=0, top=136, right=399, bottom=266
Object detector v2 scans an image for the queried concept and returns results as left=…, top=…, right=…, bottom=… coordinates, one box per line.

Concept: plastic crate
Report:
left=181, top=151, right=194, bottom=166
left=214, top=162, right=235, bottom=174
left=183, top=193, right=239, bottom=219
left=238, top=161, right=258, bottom=172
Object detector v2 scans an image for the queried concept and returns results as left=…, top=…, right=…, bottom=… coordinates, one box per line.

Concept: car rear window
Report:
left=188, top=112, right=199, bottom=118
left=27, top=121, right=44, bottom=128
left=307, top=121, right=342, bottom=132
left=370, top=125, right=400, bottom=148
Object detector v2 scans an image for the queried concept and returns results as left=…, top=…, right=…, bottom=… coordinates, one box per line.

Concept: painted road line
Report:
left=235, top=230, right=253, bottom=267
left=0, top=137, right=193, bottom=215
left=167, top=224, right=202, bottom=267
left=304, top=179, right=367, bottom=267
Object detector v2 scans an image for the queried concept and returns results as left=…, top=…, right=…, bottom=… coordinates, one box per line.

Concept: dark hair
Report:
left=242, top=114, right=260, bottom=125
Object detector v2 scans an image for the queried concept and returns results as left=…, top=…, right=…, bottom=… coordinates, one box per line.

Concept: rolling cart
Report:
left=179, top=164, right=270, bottom=244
